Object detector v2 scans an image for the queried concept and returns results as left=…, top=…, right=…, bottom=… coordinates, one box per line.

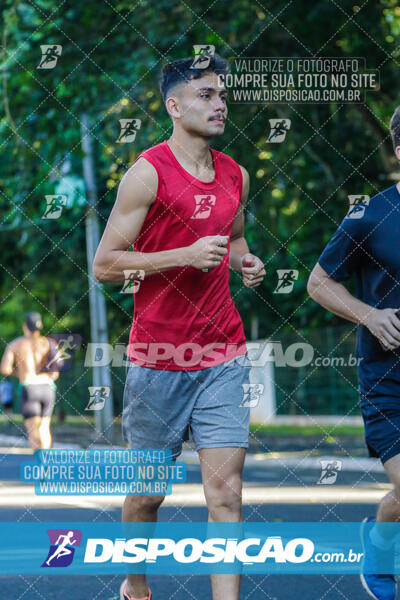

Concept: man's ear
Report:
left=165, top=83, right=185, bottom=120
left=165, top=95, right=181, bottom=119
left=395, top=145, right=400, bottom=161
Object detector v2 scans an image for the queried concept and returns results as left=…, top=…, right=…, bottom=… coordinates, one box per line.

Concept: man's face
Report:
left=168, top=72, right=228, bottom=137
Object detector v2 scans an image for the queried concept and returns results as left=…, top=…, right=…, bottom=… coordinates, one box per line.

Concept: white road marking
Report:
left=0, top=483, right=391, bottom=508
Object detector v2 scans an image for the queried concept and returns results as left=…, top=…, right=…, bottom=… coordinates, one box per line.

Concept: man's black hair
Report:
left=160, top=53, right=229, bottom=103
left=24, top=312, right=43, bottom=332
left=390, top=106, right=400, bottom=150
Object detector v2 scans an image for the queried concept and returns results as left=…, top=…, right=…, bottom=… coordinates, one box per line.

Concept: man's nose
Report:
left=213, top=97, right=226, bottom=111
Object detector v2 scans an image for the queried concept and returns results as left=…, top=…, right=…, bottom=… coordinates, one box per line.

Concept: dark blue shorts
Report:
left=362, top=400, right=400, bottom=464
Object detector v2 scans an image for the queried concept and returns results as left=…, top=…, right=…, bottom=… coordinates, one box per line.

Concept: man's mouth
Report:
left=211, top=116, right=225, bottom=123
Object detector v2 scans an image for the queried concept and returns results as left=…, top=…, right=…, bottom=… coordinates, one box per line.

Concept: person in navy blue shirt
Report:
left=308, top=107, right=400, bottom=600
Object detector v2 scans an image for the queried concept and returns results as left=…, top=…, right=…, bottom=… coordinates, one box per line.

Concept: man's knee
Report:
left=25, top=418, right=40, bottom=437
left=388, top=484, right=400, bottom=507
left=205, top=474, right=243, bottom=518
left=124, top=494, right=165, bottom=513
left=39, top=418, right=51, bottom=430
left=384, top=468, right=400, bottom=499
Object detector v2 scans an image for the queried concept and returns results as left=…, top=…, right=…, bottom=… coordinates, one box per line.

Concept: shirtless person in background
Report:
left=0, top=312, right=59, bottom=450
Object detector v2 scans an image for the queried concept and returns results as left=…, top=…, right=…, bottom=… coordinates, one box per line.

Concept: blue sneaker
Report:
left=360, top=517, right=397, bottom=600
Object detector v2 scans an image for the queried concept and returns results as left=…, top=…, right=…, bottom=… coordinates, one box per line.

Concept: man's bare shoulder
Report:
left=118, top=157, right=159, bottom=210
left=122, top=157, right=158, bottom=192
left=7, top=336, right=24, bottom=349
left=15, top=335, right=50, bottom=351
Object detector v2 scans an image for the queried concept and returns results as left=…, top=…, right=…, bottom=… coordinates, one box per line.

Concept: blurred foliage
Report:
left=1, top=0, right=400, bottom=413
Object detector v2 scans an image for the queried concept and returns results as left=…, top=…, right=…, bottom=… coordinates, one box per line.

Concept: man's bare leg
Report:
left=122, top=495, right=165, bottom=598
left=24, top=416, right=42, bottom=451
left=199, top=447, right=246, bottom=600
left=38, top=416, right=52, bottom=449
left=374, top=453, right=400, bottom=540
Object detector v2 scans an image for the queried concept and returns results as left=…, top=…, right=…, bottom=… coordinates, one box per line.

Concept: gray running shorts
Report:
left=122, top=357, right=250, bottom=459
left=20, top=383, right=56, bottom=420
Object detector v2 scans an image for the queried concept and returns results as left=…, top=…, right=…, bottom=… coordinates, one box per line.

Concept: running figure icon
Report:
left=45, top=531, right=77, bottom=566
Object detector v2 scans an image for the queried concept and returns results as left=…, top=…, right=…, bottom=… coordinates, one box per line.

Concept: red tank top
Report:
left=127, top=140, right=248, bottom=370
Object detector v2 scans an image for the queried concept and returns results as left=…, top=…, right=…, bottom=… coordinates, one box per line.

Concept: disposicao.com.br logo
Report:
left=83, top=535, right=353, bottom=566
left=42, top=529, right=82, bottom=567
left=0, top=521, right=378, bottom=574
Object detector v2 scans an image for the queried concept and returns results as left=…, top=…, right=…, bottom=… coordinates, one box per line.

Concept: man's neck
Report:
left=167, top=131, right=213, bottom=171
left=25, top=331, right=40, bottom=339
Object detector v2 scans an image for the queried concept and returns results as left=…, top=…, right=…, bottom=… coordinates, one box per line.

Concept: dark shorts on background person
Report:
left=122, top=357, right=251, bottom=459
left=20, top=383, right=56, bottom=420
left=361, top=398, right=400, bottom=464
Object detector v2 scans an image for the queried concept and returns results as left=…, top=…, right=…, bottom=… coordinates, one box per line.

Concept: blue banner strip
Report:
left=0, top=522, right=399, bottom=574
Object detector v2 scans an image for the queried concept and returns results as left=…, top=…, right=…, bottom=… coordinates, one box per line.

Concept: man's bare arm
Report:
left=0, top=343, right=15, bottom=376
left=307, top=263, right=400, bottom=350
left=229, top=166, right=250, bottom=271
left=93, top=158, right=228, bottom=283
left=48, top=368, right=60, bottom=382
left=229, top=166, right=266, bottom=288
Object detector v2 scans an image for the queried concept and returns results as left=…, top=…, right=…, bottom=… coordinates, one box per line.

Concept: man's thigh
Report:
left=362, top=402, right=400, bottom=465
left=39, top=385, right=55, bottom=418
left=382, top=452, right=400, bottom=487
left=199, top=447, right=246, bottom=488
left=189, top=358, right=251, bottom=453
left=122, top=362, right=195, bottom=459
left=21, top=385, right=41, bottom=419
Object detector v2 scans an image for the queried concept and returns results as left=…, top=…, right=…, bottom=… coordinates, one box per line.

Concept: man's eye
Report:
left=200, top=93, right=210, bottom=98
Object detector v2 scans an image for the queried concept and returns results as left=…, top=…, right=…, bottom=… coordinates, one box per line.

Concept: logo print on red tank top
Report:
left=191, top=194, right=216, bottom=219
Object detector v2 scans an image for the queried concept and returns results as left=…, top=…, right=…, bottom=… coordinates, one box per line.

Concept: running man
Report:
left=308, top=106, right=400, bottom=600
left=0, top=312, right=59, bottom=450
left=93, top=54, right=266, bottom=600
